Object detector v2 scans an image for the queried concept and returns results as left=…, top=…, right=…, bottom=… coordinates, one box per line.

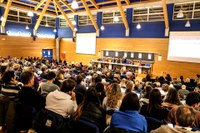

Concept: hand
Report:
left=71, top=91, right=76, bottom=101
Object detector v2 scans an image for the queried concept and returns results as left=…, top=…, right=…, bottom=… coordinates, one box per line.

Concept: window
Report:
left=173, top=1, right=200, bottom=20
left=7, top=10, right=31, bottom=24
left=78, top=14, right=97, bottom=26
left=59, top=17, right=74, bottom=28
left=133, top=7, right=164, bottom=22
left=102, top=11, right=126, bottom=24
left=37, top=16, right=56, bottom=27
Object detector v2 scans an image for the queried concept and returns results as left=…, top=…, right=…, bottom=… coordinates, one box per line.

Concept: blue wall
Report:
left=1, top=3, right=200, bottom=38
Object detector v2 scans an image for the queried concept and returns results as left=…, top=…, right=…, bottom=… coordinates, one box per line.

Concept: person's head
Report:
left=125, top=81, right=134, bottom=94
left=0, top=64, right=9, bottom=76
left=181, top=85, right=186, bottom=90
left=82, top=87, right=100, bottom=106
left=120, top=92, right=140, bottom=111
left=186, top=92, right=200, bottom=108
left=75, top=75, right=83, bottom=84
left=176, top=106, right=195, bottom=127
left=148, top=89, right=162, bottom=112
left=144, top=85, right=153, bottom=99
left=20, top=71, right=34, bottom=86
left=60, top=79, right=76, bottom=93
left=106, top=83, right=122, bottom=109
left=162, top=83, right=169, bottom=92
left=165, top=88, right=181, bottom=105
left=73, top=87, right=100, bottom=120
left=94, top=75, right=102, bottom=84
left=2, top=70, right=15, bottom=84
left=95, top=82, right=104, bottom=93
left=47, top=71, right=56, bottom=80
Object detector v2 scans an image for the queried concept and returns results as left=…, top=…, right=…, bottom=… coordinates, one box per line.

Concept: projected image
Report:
left=168, top=32, right=200, bottom=63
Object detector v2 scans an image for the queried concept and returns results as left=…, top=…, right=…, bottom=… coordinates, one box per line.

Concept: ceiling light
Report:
left=71, top=0, right=78, bottom=9
left=114, top=16, right=119, bottom=22
left=100, top=25, right=105, bottom=30
left=53, top=28, right=57, bottom=32
left=25, top=25, right=29, bottom=30
left=72, top=20, right=76, bottom=25
left=45, top=23, right=49, bottom=27
left=74, top=27, right=78, bottom=32
left=185, top=20, right=190, bottom=27
left=0, top=16, right=5, bottom=21
left=136, top=23, right=141, bottom=29
left=27, top=11, right=34, bottom=17
left=177, top=9, right=184, bottom=18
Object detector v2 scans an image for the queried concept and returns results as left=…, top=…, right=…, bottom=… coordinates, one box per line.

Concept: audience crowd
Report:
left=0, top=56, right=200, bottom=133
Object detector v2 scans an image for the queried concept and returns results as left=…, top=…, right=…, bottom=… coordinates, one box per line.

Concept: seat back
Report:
left=72, top=119, right=99, bottom=133
left=32, top=109, right=70, bottom=133
left=145, top=117, right=163, bottom=132
left=104, top=126, right=142, bottom=133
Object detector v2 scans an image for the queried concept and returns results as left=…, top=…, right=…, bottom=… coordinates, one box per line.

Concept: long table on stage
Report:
left=90, top=60, right=152, bottom=74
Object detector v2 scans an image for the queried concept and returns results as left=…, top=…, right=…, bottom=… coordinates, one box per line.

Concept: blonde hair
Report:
left=125, top=81, right=134, bottom=94
left=106, top=83, right=122, bottom=108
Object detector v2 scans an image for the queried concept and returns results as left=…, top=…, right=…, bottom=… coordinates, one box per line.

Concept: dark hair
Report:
left=120, top=92, right=140, bottom=111
left=95, top=82, right=104, bottom=93
left=165, top=88, right=181, bottom=105
left=47, top=71, right=56, bottom=80
left=144, top=85, right=153, bottom=99
left=76, top=75, right=83, bottom=84
left=186, top=92, right=200, bottom=106
left=147, top=89, right=162, bottom=113
left=73, top=88, right=100, bottom=120
left=176, top=106, right=195, bottom=127
left=20, top=71, right=34, bottom=85
left=94, top=75, right=102, bottom=84
left=2, top=70, right=15, bottom=84
left=0, top=65, right=8, bottom=76
left=60, top=79, right=75, bottom=92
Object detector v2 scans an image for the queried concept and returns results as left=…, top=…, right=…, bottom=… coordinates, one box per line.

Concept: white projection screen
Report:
left=168, top=31, right=200, bottom=63
left=76, top=33, right=96, bottom=55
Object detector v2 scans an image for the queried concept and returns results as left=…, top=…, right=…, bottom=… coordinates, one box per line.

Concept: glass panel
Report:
left=195, top=2, right=200, bottom=10
left=102, top=18, right=113, bottom=24
left=149, top=7, right=163, bottom=14
left=103, top=12, right=113, bottom=17
left=134, top=9, right=148, bottom=15
left=194, top=11, right=200, bottom=18
left=7, top=16, right=18, bottom=21
left=9, top=10, right=18, bottom=15
left=19, top=12, right=27, bottom=17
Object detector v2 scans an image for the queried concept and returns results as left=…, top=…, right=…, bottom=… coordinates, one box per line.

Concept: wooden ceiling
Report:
left=0, top=0, right=160, bottom=16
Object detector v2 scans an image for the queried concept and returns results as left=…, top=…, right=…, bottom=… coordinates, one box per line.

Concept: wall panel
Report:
left=0, top=35, right=56, bottom=58
left=60, top=38, right=200, bottom=79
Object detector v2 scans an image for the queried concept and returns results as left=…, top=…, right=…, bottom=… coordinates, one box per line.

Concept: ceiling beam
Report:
left=34, top=0, right=46, bottom=11
left=116, top=0, right=129, bottom=36
left=89, top=0, right=99, bottom=9
left=60, top=0, right=75, bottom=13
left=162, top=0, right=169, bottom=36
left=80, top=0, right=99, bottom=34
left=1, top=0, right=12, bottom=28
left=12, top=0, right=55, bottom=12
left=53, top=0, right=58, bottom=15
left=54, top=0, right=74, bottom=32
left=34, top=0, right=51, bottom=32
left=125, top=0, right=130, bottom=5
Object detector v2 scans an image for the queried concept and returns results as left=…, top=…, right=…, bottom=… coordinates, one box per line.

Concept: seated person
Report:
left=72, top=87, right=106, bottom=133
left=110, top=92, right=147, bottom=133
left=151, top=106, right=198, bottom=133
left=140, top=89, right=169, bottom=121
left=45, top=79, right=77, bottom=118
left=165, top=92, right=200, bottom=128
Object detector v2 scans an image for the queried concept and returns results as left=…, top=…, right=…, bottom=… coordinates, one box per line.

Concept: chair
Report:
left=103, top=126, right=142, bottom=133
left=145, top=117, right=163, bottom=132
left=32, top=109, right=70, bottom=133
left=71, top=119, right=99, bottom=133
